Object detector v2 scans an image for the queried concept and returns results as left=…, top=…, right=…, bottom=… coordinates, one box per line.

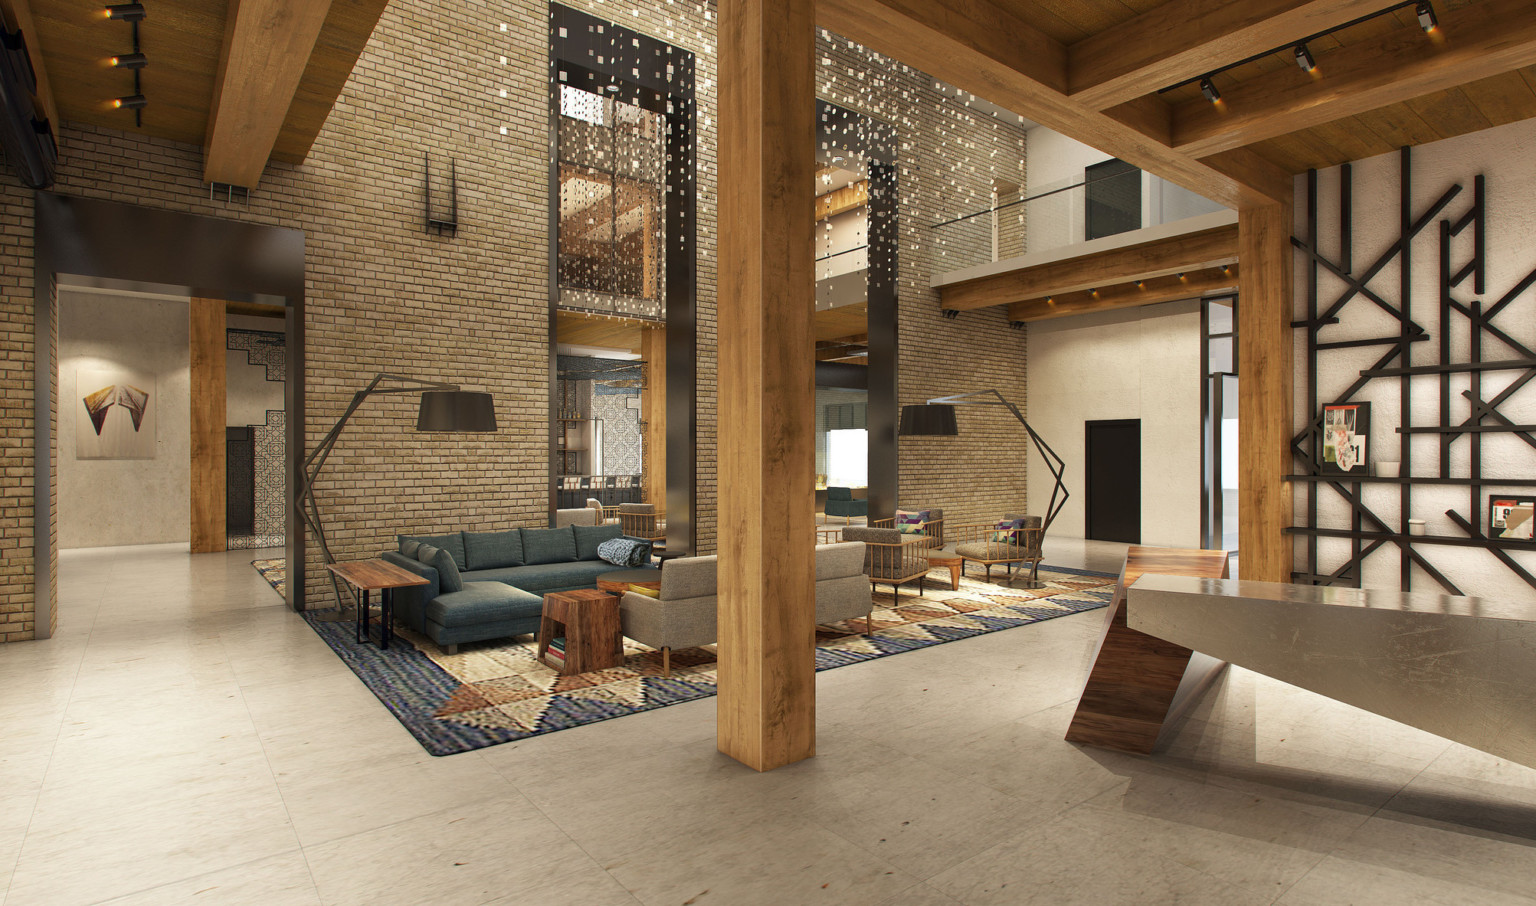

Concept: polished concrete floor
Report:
left=2, top=539, right=1533, bottom=905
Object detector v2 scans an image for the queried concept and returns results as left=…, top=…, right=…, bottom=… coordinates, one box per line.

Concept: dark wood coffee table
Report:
left=326, top=559, right=430, bottom=650
left=537, top=589, right=622, bottom=675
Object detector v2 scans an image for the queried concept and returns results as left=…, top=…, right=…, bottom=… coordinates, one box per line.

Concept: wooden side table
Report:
left=925, top=551, right=964, bottom=591
left=537, top=589, right=622, bottom=675
left=326, top=559, right=430, bottom=650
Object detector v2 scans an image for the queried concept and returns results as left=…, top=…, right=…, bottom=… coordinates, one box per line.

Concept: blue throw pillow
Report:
left=521, top=526, right=578, bottom=565
left=464, top=530, right=524, bottom=570
left=431, top=547, right=463, bottom=593
left=573, top=523, right=623, bottom=560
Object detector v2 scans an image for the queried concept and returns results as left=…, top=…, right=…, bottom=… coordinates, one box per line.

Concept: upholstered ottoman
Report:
left=426, top=581, right=545, bottom=654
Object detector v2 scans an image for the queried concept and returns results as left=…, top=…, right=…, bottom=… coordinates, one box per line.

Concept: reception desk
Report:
left=1126, top=574, right=1536, bottom=770
left=1067, top=551, right=1536, bottom=771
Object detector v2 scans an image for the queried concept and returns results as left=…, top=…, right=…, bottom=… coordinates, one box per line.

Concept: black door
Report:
left=1085, top=419, right=1141, bottom=543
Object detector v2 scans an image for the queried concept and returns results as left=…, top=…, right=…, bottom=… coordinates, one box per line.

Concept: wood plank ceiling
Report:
left=23, top=0, right=388, bottom=186
left=812, top=0, right=1536, bottom=318
left=13, top=1, right=1536, bottom=210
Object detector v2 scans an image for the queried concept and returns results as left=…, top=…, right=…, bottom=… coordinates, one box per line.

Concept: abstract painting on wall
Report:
left=77, top=368, right=155, bottom=459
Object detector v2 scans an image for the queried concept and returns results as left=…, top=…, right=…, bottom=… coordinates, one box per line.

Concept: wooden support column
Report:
left=189, top=298, right=227, bottom=553
left=717, top=0, right=817, bottom=772
left=641, top=326, right=667, bottom=509
left=1238, top=202, right=1294, bottom=582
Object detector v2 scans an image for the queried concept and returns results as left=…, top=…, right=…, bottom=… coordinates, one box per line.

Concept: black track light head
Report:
left=942, top=308, right=959, bottom=320
left=1200, top=76, right=1221, bottom=103
left=104, top=3, right=146, bottom=21
left=112, top=94, right=146, bottom=110
left=1416, top=1, right=1438, bottom=32
left=111, top=52, right=147, bottom=69
left=1294, top=43, right=1317, bottom=73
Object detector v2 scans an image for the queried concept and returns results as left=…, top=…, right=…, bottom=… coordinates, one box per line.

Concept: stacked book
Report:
left=546, top=637, right=567, bottom=669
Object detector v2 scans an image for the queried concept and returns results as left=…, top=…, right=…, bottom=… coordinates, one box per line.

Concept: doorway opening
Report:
left=1085, top=418, right=1141, bottom=543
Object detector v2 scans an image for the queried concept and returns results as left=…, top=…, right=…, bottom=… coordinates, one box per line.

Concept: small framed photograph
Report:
left=1489, top=496, right=1536, bottom=541
left=1320, top=402, right=1370, bottom=475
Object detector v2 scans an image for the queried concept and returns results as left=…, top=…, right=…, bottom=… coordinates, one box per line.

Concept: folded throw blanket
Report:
left=597, top=537, right=653, bottom=568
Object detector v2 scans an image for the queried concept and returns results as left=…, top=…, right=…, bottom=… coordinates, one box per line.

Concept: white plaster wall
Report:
left=1292, top=117, right=1536, bottom=600
left=1027, top=300, right=1204, bottom=547
left=1024, top=126, right=1225, bottom=254
left=58, top=290, right=191, bottom=549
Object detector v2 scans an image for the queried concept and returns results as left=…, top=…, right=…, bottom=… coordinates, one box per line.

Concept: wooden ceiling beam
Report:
left=941, top=223, right=1238, bottom=311
left=270, top=0, right=390, bottom=164
left=203, top=0, right=334, bottom=187
left=1006, top=266, right=1238, bottom=323
left=0, top=0, right=59, bottom=128
left=1172, top=0, right=1536, bottom=158
left=817, top=0, right=1292, bottom=207
left=1068, top=0, right=1385, bottom=111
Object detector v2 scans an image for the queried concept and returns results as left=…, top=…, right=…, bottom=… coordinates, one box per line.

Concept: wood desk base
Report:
left=1064, top=545, right=1230, bottom=754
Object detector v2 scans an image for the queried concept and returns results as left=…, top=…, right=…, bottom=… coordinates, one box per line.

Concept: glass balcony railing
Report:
left=929, top=167, right=1228, bottom=275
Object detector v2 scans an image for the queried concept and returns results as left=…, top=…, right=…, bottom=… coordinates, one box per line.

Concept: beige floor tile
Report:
left=4, top=541, right=1531, bottom=906
left=876, top=883, right=965, bottom=906
left=94, top=852, right=321, bottom=906
left=278, top=751, right=519, bottom=848
left=604, top=819, right=917, bottom=906
left=927, top=807, right=1273, bottom=906
left=303, top=796, right=637, bottom=906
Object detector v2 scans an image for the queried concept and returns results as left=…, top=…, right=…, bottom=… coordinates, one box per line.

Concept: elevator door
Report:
left=1085, top=419, right=1141, bottom=543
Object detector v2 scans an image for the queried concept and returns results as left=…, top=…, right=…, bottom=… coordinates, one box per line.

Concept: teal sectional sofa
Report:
left=380, top=523, right=655, bottom=653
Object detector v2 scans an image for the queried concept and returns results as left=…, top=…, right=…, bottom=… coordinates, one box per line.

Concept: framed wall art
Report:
left=1489, top=496, right=1536, bottom=541
left=76, top=367, right=156, bottom=460
left=1319, top=402, right=1370, bottom=475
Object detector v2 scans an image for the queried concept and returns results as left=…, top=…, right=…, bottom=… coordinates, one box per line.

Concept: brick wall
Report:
left=0, top=0, right=1031, bottom=641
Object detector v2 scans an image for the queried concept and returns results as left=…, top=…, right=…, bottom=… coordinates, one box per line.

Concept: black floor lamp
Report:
left=295, top=373, right=498, bottom=614
left=898, top=389, right=1068, bottom=534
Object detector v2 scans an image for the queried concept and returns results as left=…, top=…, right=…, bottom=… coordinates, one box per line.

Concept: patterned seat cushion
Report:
left=955, top=541, right=1028, bottom=562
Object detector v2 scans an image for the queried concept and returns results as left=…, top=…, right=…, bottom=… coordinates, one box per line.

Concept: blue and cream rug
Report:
left=251, top=558, right=1115, bottom=756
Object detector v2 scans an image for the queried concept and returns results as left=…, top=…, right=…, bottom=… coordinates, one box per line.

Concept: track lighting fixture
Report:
left=1200, top=77, right=1220, bottom=103
left=1293, top=43, right=1316, bottom=73
left=942, top=308, right=959, bottom=320
left=112, top=94, right=146, bottom=109
left=104, top=3, right=145, bottom=21
left=1416, top=1, right=1438, bottom=32
left=110, top=52, right=146, bottom=69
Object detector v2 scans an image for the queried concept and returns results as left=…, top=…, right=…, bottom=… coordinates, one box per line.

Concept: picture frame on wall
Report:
left=76, top=367, right=156, bottom=460
left=1319, top=402, right=1370, bottom=475
left=1488, top=496, right=1536, bottom=541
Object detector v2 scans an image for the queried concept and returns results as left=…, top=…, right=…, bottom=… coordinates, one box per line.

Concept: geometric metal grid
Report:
left=1287, top=146, right=1536, bottom=593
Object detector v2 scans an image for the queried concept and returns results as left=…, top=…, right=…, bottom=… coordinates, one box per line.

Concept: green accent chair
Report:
left=824, top=486, right=868, bottom=523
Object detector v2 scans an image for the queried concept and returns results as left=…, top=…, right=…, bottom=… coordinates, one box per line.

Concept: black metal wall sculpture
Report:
left=1288, top=146, right=1536, bottom=594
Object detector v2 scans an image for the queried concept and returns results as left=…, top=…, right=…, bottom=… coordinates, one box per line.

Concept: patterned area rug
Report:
left=251, top=558, right=1115, bottom=755
left=253, top=558, right=285, bottom=599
